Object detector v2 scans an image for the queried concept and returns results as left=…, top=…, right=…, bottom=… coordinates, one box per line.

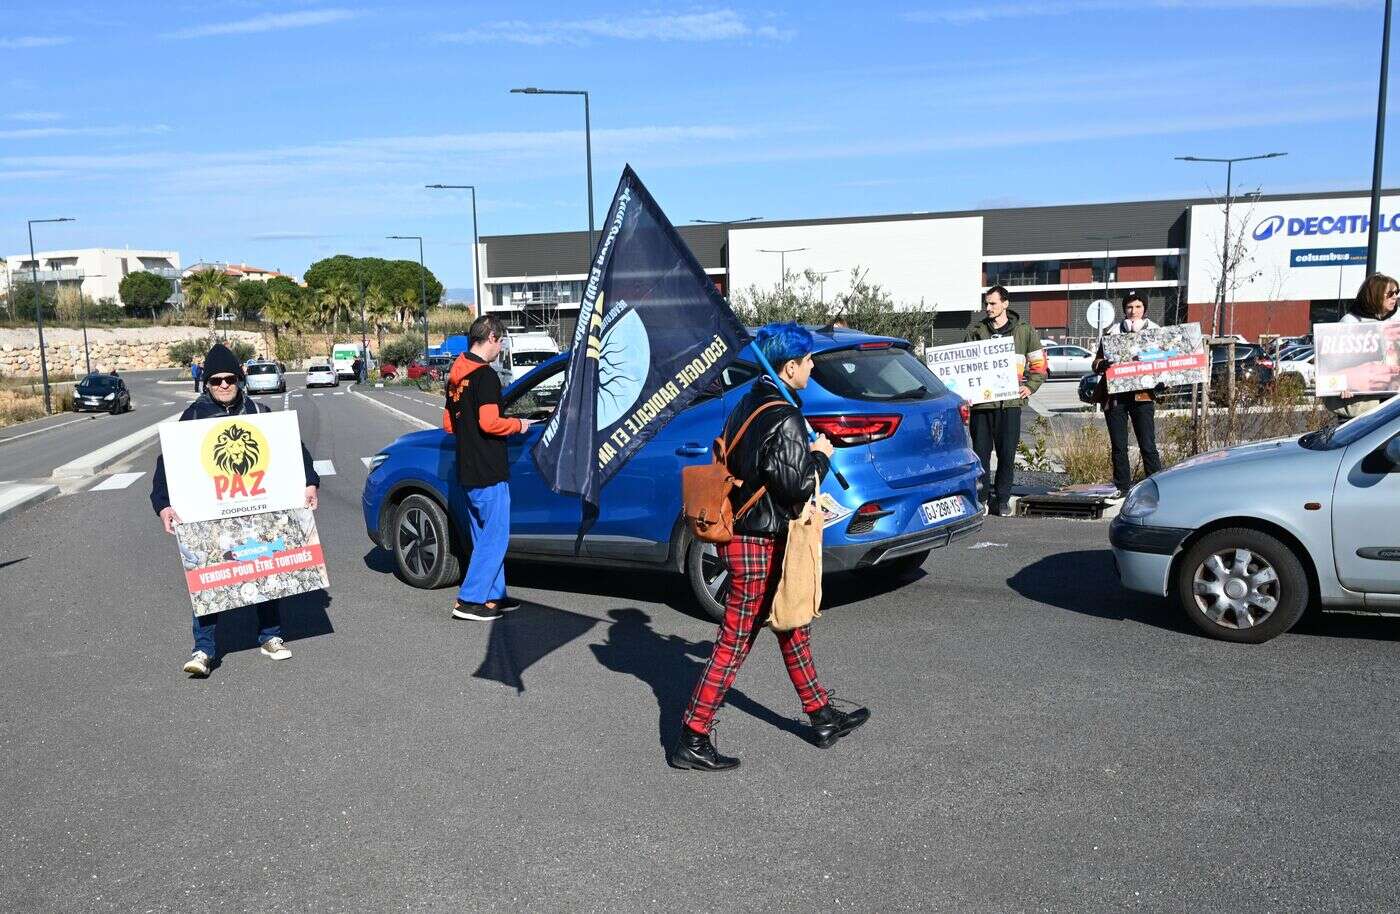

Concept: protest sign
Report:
left=158, top=410, right=328, bottom=616
left=923, top=337, right=1019, bottom=405
left=1314, top=322, right=1400, bottom=395
left=1102, top=323, right=1207, bottom=394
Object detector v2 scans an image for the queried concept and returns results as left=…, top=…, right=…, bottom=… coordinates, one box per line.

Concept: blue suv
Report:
left=362, top=328, right=984, bottom=619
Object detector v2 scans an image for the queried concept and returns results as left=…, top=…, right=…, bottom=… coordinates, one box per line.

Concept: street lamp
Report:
left=1367, top=0, right=1394, bottom=275
left=1175, top=152, right=1287, bottom=335
left=691, top=218, right=763, bottom=295
left=1085, top=232, right=1132, bottom=296
left=27, top=216, right=75, bottom=415
left=691, top=217, right=763, bottom=224
left=426, top=184, right=483, bottom=315
left=814, top=269, right=841, bottom=306
left=757, top=247, right=808, bottom=291
left=511, top=87, right=595, bottom=261
left=75, top=272, right=106, bottom=376
left=387, top=235, right=430, bottom=357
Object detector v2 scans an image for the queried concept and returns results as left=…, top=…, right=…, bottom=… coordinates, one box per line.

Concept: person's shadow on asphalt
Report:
left=212, top=590, right=335, bottom=661
left=588, top=607, right=809, bottom=750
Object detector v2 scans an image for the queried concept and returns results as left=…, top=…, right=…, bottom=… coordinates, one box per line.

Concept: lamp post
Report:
left=75, top=272, right=105, bottom=376
left=387, top=235, right=430, bottom=357
left=1176, top=152, right=1286, bottom=336
left=1085, top=233, right=1132, bottom=313
left=426, top=184, right=483, bottom=315
left=358, top=280, right=368, bottom=382
left=1368, top=0, right=1394, bottom=275
left=757, top=247, right=808, bottom=292
left=27, top=216, right=75, bottom=415
left=814, top=269, right=841, bottom=306
left=511, top=87, right=594, bottom=261
left=691, top=217, right=763, bottom=295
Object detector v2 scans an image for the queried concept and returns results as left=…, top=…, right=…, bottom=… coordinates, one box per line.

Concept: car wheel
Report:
left=1175, top=527, right=1309, bottom=643
left=391, top=494, right=461, bottom=589
left=685, top=536, right=728, bottom=622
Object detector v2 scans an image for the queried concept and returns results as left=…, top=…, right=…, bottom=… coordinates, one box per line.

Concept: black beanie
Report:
left=202, top=343, right=244, bottom=381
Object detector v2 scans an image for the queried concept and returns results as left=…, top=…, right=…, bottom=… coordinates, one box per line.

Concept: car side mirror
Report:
left=1385, top=437, right=1400, bottom=468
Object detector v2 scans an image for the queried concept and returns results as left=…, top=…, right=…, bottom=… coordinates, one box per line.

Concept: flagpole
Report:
left=747, top=341, right=851, bottom=490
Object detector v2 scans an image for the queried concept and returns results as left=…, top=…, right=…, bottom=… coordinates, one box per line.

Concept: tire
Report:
left=872, top=549, right=931, bottom=578
left=391, top=493, right=461, bottom=589
left=1175, top=527, right=1309, bottom=643
left=684, top=536, right=728, bottom=622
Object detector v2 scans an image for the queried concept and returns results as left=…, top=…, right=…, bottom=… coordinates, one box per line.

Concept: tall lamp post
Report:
left=387, top=235, right=430, bottom=357
left=27, top=216, right=75, bottom=415
left=1175, top=152, right=1286, bottom=336
left=757, top=247, right=808, bottom=292
left=75, top=272, right=105, bottom=376
left=511, top=87, right=594, bottom=261
left=691, top=217, right=763, bottom=295
left=814, top=269, right=841, bottom=306
left=426, top=183, right=483, bottom=315
left=1085, top=233, right=1132, bottom=318
left=1368, top=0, right=1394, bottom=275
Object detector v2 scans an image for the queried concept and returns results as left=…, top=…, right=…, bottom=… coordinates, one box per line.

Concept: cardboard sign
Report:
left=175, top=508, right=329, bottom=617
left=1314, top=322, right=1400, bottom=394
left=157, top=411, right=307, bottom=522
left=1102, top=323, right=1207, bottom=394
left=924, top=337, right=1019, bottom=405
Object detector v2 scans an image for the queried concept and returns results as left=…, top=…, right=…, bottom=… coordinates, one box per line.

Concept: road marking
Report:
left=313, top=460, right=336, bottom=476
left=351, top=389, right=433, bottom=430
left=292, top=393, right=303, bottom=398
left=333, top=392, right=345, bottom=396
left=313, top=393, right=325, bottom=397
left=361, top=456, right=374, bottom=468
left=51, top=409, right=185, bottom=479
left=0, top=415, right=90, bottom=445
left=160, top=400, right=174, bottom=406
left=91, top=471, right=145, bottom=491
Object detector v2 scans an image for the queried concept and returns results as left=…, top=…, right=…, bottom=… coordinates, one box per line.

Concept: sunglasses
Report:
left=207, top=375, right=239, bottom=387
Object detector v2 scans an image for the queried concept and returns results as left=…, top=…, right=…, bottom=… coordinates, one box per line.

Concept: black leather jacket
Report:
left=725, top=377, right=831, bottom=537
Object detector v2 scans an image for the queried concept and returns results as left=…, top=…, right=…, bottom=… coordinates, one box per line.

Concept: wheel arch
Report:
left=1170, top=516, right=1321, bottom=608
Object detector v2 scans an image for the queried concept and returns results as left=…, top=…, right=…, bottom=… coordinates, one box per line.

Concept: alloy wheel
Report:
left=1191, top=547, right=1280, bottom=629
left=397, top=507, right=439, bottom=578
left=700, top=542, right=728, bottom=601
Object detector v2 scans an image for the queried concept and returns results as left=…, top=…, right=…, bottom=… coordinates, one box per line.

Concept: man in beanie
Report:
left=150, top=343, right=321, bottom=677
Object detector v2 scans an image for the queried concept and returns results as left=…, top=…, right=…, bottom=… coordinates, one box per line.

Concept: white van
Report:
left=495, top=332, right=559, bottom=387
left=331, top=342, right=375, bottom=380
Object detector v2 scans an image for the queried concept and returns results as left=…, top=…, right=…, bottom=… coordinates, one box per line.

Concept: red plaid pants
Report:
left=682, top=534, right=829, bottom=735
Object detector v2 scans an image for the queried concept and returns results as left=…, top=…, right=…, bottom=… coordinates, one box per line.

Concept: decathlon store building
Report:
left=476, top=187, right=1400, bottom=345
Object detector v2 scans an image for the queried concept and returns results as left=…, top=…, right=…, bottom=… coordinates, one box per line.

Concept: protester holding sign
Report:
left=672, top=322, right=870, bottom=773
left=1092, top=292, right=1163, bottom=498
left=151, top=343, right=320, bottom=678
left=1320, top=273, right=1400, bottom=420
left=444, top=315, right=536, bottom=622
left=963, top=286, right=1046, bottom=516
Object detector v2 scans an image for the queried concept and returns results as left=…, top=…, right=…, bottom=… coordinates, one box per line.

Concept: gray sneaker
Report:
left=182, top=651, right=211, bottom=677
left=259, top=638, right=292, bottom=660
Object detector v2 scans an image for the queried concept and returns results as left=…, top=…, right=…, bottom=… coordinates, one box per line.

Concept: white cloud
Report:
left=6, top=112, right=64, bottom=123
left=438, top=9, right=792, bottom=45
left=0, top=36, right=73, bottom=49
left=249, top=231, right=339, bottom=240
left=908, top=0, right=1372, bottom=24
left=0, top=125, right=171, bottom=141
left=165, top=8, right=362, bottom=39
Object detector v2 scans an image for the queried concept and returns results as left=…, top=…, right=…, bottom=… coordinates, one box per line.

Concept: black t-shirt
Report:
left=446, top=356, right=512, bottom=488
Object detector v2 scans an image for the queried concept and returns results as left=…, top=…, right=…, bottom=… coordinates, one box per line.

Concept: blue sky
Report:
left=1, top=0, right=1394, bottom=292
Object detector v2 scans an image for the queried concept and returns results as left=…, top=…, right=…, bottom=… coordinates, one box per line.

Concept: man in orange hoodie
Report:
left=443, top=315, right=536, bottom=621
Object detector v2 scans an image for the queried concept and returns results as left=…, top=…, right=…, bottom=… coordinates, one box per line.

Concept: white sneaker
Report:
left=259, top=638, right=292, bottom=660
left=182, top=651, right=211, bottom=677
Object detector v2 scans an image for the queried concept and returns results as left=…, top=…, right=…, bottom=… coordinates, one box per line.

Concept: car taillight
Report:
left=808, top=414, right=901, bottom=446
left=1257, top=357, right=1274, bottom=369
left=857, top=341, right=893, bottom=350
left=958, top=403, right=970, bottom=424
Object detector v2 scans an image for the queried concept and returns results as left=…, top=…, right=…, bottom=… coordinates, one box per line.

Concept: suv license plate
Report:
left=920, top=496, right=965, bottom=526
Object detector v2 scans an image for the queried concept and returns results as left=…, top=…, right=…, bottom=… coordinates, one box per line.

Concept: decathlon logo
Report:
left=1253, top=215, right=1285, bottom=241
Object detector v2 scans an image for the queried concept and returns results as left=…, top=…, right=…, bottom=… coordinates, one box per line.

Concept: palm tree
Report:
left=315, top=278, right=355, bottom=358
left=262, top=286, right=305, bottom=359
left=181, top=268, right=237, bottom=337
left=365, top=284, right=397, bottom=353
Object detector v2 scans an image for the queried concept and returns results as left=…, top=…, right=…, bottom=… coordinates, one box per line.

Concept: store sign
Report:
left=1253, top=212, right=1400, bottom=241
left=1290, top=247, right=1368, bottom=268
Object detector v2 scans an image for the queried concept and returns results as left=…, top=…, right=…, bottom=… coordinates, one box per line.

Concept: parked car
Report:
left=406, top=356, right=453, bottom=381
left=1209, top=344, right=1275, bottom=399
left=244, top=360, right=286, bottom=395
left=306, top=362, right=339, bottom=388
left=1045, top=344, right=1095, bottom=378
left=1111, top=395, right=1400, bottom=643
left=379, top=362, right=398, bottom=380
left=363, top=331, right=985, bottom=619
left=1276, top=347, right=1315, bottom=388
left=74, top=373, right=131, bottom=414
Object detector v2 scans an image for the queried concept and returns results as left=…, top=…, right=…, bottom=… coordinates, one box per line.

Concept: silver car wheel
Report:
left=397, top=506, right=439, bottom=578
left=1191, top=547, right=1280, bottom=629
left=700, top=542, right=728, bottom=600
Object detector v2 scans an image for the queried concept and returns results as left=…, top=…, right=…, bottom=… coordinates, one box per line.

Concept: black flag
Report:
left=532, top=165, right=748, bottom=533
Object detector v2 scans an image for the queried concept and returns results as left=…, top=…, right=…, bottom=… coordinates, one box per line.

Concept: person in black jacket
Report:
left=151, top=343, right=321, bottom=677
left=671, top=322, right=870, bottom=772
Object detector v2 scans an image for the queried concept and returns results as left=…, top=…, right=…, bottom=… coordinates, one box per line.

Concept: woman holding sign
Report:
left=1092, top=292, right=1162, bottom=498
left=150, top=343, right=321, bottom=678
left=1322, top=273, right=1400, bottom=420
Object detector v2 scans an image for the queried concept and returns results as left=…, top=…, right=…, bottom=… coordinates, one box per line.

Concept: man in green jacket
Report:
left=962, top=285, right=1047, bottom=515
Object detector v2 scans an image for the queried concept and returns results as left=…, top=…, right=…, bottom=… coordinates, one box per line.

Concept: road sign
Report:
left=1087, top=299, right=1115, bottom=331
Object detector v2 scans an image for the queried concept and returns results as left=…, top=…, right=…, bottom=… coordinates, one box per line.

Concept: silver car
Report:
left=1045, top=344, right=1094, bottom=378
left=1111, top=395, right=1400, bottom=642
left=244, top=361, right=285, bottom=395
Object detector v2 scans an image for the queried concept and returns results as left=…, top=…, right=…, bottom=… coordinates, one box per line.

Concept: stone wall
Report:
left=0, top=327, right=265, bottom=379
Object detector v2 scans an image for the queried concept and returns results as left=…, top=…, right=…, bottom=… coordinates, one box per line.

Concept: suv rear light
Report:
left=958, top=403, right=970, bottom=424
left=808, top=414, right=902, bottom=446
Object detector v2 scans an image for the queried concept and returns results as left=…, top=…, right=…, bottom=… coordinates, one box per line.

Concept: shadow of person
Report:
left=1007, top=549, right=1188, bottom=634
left=473, top=601, right=600, bottom=692
left=213, top=589, right=334, bottom=657
left=588, top=607, right=809, bottom=750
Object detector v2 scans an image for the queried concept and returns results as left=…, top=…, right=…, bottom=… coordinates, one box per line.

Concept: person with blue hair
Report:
left=671, top=321, right=870, bottom=772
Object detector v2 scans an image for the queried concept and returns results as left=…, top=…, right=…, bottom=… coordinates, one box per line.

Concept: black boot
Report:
left=669, top=726, right=739, bottom=771
left=809, top=702, right=870, bottom=748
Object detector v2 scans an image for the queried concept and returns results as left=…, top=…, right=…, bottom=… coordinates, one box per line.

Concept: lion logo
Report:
left=212, top=424, right=262, bottom=476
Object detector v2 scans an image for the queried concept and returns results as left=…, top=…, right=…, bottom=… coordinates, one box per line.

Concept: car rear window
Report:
left=247, top=364, right=277, bottom=375
left=309, top=364, right=331, bottom=372
left=811, top=346, right=947, bottom=402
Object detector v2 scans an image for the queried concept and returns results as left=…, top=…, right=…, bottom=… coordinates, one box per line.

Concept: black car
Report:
left=1210, top=344, right=1275, bottom=390
left=74, top=373, right=131, bottom=414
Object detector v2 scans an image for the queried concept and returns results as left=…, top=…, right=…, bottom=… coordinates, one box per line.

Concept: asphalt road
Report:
left=2, top=384, right=1399, bottom=912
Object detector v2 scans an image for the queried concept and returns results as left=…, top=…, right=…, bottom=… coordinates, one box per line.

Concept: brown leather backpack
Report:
left=682, top=400, right=785, bottom=544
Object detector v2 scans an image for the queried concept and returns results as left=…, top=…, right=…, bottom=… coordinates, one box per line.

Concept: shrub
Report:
left=274, top=335, right=308, bottom=364
left=168, top=337, right=211, bottom=367
left=381, top=334, right=424, bottom=367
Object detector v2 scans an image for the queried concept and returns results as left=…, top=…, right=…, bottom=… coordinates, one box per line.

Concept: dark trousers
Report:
left=192, top=599, right=282, bottom=658
left=1105, top=397, right=1162, bottom=492
left=969, top=406, right=1021, bottom=505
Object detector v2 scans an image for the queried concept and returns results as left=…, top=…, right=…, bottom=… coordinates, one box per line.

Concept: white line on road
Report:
left=50, top=409, right=185, bottom=479
left=313, top=460, right=336, bottom=476
left=160, top=400, right=174, bottom=406
left=292, top=393, right=303, bottom=398
left=0, top=415, right=90, bottom=445
left=91, top=471, right=145, bottom=491
left=333, top=392, right=345, bottom=396
left=350, top=390, right=433, bottom=430
left=361, top=457, right=374, bottom=468
left=313, top=393, right=325, bottom=397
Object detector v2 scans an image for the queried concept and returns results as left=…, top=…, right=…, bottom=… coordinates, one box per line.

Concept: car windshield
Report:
left=78, top=375, right=118, bottom=391
left=512, top=350, right=554, bottom=368
left=811, top=345, right=947, bottom=401
left=246, top=364, right=278, bottom=375
left=1300, top=395, right=1400, bottom=450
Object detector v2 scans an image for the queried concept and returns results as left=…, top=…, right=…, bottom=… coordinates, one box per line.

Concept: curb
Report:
left=351, top=389, right=433, bottom=430
left=50, top=409, right=185, bottom=479
left=0, top=483, right=59, bottom=525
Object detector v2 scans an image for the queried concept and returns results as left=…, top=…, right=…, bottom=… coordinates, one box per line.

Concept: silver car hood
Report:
left=1161, top=435, right=1301, bottom=477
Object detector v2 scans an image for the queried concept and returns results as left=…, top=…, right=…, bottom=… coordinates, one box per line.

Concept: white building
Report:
left=3, top=248, right=182, bottom=307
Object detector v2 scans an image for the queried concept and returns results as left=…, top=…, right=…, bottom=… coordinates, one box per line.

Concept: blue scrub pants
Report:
left=457, top=481, right=511, bottom=605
